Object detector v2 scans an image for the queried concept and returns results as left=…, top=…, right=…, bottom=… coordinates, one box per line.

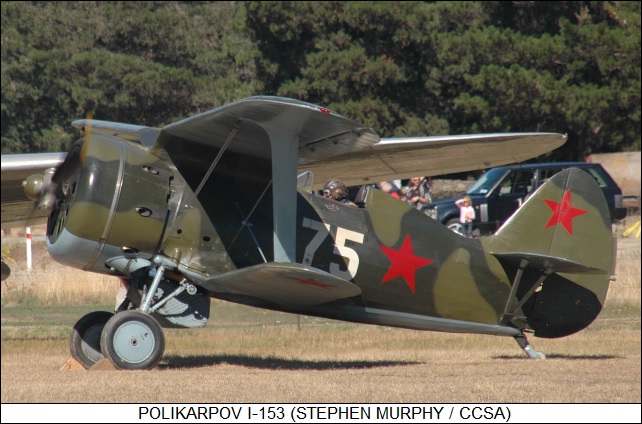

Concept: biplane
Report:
left=0, top=96, right=615, bottom=370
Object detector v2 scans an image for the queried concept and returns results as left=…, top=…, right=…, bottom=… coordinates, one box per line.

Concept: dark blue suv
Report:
left=425, top=162, right=627, bottom=235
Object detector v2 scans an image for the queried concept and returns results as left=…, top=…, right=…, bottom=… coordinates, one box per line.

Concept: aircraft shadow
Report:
left=494, top=354, right=620, bottom=360
left=159, top=354, right=420, bottom=370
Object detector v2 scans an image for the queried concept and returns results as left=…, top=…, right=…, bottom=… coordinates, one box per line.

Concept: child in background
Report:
left=455, top=195, right=475, bottom=237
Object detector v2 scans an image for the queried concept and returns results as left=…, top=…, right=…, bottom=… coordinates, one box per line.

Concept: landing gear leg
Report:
left=100, top=262, right=167, bottom=370
left=514, top=333, right=546, bottom=359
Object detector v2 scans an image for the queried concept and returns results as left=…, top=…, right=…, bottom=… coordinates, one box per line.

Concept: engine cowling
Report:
left=46, top=134, right=173, bottom=274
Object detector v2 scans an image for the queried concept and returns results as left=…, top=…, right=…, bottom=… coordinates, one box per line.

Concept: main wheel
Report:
left=69, top=311, right=114, bottom=369
left=100, top=310, right=165, bottom=370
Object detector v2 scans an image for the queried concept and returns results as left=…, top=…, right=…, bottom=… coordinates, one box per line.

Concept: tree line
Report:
left=1, top=1, right=640, bottom=163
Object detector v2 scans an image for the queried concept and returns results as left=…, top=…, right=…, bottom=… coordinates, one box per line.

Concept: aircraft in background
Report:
left=0, top=96, right=614, bottom=370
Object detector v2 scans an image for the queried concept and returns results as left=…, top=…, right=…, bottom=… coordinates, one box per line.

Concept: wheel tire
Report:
left=446, top=218, right=464, bottom=235
left=69, top=311, right=114, bottom=369
left=100, top=310, right=165, bottom=370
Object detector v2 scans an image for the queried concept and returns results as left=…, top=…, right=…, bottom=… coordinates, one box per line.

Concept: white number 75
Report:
left=302, top=218, right=364, bottom=280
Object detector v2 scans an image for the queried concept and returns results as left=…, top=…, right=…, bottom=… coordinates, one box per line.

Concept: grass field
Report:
left=1, top=224, right=640, bottom=405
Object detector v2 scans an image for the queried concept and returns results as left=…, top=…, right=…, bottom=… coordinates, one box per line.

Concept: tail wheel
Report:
left=69, top=311, right=114, bottom=369
left=100, top=310, right=165, bottom=370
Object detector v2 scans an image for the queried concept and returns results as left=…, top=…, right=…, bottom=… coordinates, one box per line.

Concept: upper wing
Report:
left=158, top=96, right=381, bottom=162
left=1, top=152, right=66, bottom=228
left=305, top=133, right=568, bottom=188
left=152, top=96, right=566, bottom=188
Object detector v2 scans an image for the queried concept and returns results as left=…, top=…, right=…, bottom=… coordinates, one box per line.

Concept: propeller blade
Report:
left=36, top=112, right=93, bottom=211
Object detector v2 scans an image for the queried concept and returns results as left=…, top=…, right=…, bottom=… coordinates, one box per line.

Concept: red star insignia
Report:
left=290, top=277, right=332, bottom=290
left=544, top=189, right=587, bottom=235
left=379, top=234, right=432, bottom=293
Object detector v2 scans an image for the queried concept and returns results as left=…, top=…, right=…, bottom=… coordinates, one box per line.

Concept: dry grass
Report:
left=2, top=236, right=117, bottom=306
left=605, top=236, right=642, bottom=311
left=1, top=321, right=640, bottom=403
left=1, top=224, right=640, bottom=404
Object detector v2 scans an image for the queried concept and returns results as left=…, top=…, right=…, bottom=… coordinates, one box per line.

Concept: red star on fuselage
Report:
left=379, top=234, right=432, bottom=293
left=543, top=189, right=587, bottom=235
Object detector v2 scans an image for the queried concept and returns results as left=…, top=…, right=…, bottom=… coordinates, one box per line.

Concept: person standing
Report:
left=402, top=177, right=432, bottom=211
left=455, top=195, right=475, bottom=237
left=378, top=181, right=400, bottom=199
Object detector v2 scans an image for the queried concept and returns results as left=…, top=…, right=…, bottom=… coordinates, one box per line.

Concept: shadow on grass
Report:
left=493, top=354, right=620, bottom=360
left=159, top=354, right=420, bottom=370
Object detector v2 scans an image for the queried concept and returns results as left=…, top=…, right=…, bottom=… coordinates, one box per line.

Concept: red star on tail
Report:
left=544, top=189, right=587, bottom=235
left=379, top=234, right=432, bottom=293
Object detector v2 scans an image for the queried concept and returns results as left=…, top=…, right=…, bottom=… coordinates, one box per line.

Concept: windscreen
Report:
left=466, top=168, right=507, bottom=195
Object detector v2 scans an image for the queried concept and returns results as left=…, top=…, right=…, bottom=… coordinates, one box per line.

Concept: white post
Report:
left=26, top=227, right=32, bottom=271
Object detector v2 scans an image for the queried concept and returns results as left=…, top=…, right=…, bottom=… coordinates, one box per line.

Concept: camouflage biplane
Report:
left=0, top=97, right=614, bottom=369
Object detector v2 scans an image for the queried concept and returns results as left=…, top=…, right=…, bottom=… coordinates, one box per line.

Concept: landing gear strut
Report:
left=500, top=258, right=550, bottom=359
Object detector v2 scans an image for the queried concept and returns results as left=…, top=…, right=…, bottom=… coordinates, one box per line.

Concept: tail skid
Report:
left=486, top=168, right=615, bottom=356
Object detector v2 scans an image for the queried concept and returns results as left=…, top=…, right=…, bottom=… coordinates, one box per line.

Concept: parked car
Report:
left=425, top=162, right=627, bottom=235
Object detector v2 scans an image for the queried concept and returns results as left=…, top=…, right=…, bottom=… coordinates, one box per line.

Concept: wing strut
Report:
left=231, top=200, right=269, bottom=263
left=267, top=128, right=299, bottom=263
left=194, top=123, right=239, bottom=196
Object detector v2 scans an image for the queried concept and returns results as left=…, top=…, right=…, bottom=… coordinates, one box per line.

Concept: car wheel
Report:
left=446, top=218, right=464, bottom=235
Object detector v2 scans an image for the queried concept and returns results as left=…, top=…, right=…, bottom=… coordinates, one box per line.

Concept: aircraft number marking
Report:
left=302, top=218, right=330, bottom=266
left=302, top=218, right=364, bottom=280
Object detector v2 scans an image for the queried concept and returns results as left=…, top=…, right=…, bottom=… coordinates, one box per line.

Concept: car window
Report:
left=466, top=168, right=507, bottom=195
left=537, top=168, right=564, bottom=188
left=498, top=171, right=533, bottom=195
left=538, top=167, right=608, bottom=188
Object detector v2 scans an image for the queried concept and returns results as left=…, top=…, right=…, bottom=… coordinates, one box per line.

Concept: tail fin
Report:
left=487, top=168, right=615, bottom=338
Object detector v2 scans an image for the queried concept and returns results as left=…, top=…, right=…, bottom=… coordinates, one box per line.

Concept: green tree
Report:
left=2, top=1, right=640, bottom=161
left=1, top=1, right=258, bottom=153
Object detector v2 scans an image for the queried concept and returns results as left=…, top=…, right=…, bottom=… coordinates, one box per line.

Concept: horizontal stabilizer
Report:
left=206, top=262, right=362, bottom=307
left=492, top=252, right=607, bottom=275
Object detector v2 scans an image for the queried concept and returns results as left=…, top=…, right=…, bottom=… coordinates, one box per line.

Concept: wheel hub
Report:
left=113, top=322, right=155, bottom=364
